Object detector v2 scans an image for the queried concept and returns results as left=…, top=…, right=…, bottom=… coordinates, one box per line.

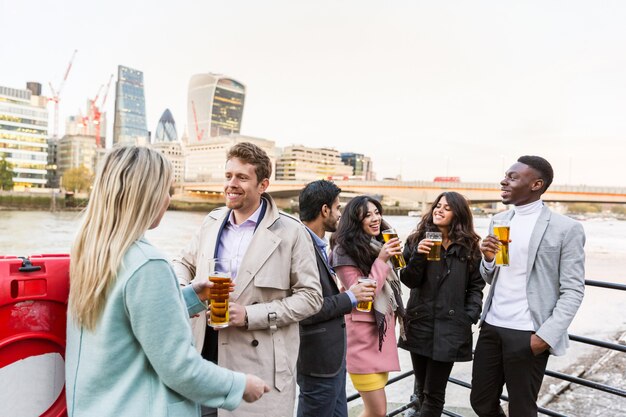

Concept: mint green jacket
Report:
left=66, top=238, right=246, bottom=417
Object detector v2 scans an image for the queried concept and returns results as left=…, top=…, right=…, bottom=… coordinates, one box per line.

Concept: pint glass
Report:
left=208, top=258, right=232, bottom=328
left=382, top=228, right=407, bottom=270
left=493, top=219, right=510, bottom=267
left=426, top=232, right=443, bottom=261
left=356, top=277, right=376, bottom=312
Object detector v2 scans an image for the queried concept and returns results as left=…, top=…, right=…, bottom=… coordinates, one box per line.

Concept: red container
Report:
left=0, top=254, right=70, bottom=417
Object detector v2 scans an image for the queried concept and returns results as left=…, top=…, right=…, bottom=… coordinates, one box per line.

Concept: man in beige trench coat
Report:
left=173, top=142, right=322, bottom=417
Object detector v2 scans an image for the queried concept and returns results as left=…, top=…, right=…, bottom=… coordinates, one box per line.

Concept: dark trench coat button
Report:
left=251, top=339, right=259, bottom=347
left=448, top=309, right=455, bottom=316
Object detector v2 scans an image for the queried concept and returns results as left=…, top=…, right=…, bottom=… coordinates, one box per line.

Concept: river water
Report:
left=1, top=210, right=625, bottom=414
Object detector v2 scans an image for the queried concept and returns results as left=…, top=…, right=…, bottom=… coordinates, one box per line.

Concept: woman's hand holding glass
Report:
left=377, top=237, right=403, bottom=263
left=191, top=279, right=235, bottom=302
left=416, top=238, right=435, bottom=255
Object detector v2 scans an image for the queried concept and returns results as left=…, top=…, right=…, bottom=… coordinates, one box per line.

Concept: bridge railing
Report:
left=347, top=278, right=626, bottom=417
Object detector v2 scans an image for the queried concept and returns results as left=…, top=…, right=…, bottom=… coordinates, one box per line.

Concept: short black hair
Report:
left=517, top=155, right=554, bottom=193
left=298, top=180, right=342, bottom=222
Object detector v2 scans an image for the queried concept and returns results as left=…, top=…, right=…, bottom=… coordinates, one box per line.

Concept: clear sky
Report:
left=2, top=1, right=625, bottom=186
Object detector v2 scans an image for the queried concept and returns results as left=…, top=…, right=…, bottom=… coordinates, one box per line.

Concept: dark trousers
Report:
left=470, top=322, right=550, bottom=417
left=296, top=361, right=348, bottom=417
left=409, top=353, right=454, bottom=417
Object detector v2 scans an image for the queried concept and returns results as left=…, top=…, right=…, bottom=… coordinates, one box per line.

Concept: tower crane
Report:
left=88, top=74, right=114, bottom=147
left=48, top=49, right=78, bottom=139
left=191, top=100, right=205, bottom=142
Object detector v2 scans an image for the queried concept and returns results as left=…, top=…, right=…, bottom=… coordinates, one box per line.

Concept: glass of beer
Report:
left=356, top=277, right=376, bottom=312
left=381, top=228, right=407, bottom=270
left=425, top=232, right=443, bottom=261
left=493, top=219, right=510, bottom=267
left=208, top=258, right=232, bottom=328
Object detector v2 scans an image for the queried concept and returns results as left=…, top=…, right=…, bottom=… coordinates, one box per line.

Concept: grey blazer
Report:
left=479, top=205, right=586, bottom=356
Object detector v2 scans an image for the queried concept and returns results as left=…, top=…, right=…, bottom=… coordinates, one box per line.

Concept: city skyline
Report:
left=2, top=1, right=626, bottom=186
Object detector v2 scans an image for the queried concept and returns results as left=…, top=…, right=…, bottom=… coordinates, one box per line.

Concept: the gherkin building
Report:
left=154, top=109, right=178, bottom=142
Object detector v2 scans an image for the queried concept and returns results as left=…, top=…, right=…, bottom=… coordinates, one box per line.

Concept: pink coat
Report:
left=335, top=259, right=400, bottom=374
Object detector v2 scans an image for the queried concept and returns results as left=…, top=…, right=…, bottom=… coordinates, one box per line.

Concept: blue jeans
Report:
left=296, top=361, right=348, bottom=417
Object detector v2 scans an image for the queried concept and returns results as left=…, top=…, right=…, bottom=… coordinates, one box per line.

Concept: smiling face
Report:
left=432, top=196, right=454, bottom=229
left=501, top=162, right=544, bottom=206
left=361, top=201, right=382, bottom=237
left=224, top=157, right=269, bottom=221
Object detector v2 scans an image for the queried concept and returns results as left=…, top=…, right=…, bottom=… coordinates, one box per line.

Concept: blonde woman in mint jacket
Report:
left=65, top=146, right=269, bottom=417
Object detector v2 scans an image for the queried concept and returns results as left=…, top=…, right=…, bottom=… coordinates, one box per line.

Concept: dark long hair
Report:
left=330, top=195, right=391, bottom=275
left=406, top=192, right=481, bottom=262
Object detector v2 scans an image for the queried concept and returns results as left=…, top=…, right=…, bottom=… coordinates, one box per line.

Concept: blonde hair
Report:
left=69, top=146, right=173, bottom=330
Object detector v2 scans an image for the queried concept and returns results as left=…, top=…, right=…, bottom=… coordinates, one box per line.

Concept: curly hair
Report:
left=330, top=195, right=391, bottom=275
left=406, top=191, right=481, bottom=263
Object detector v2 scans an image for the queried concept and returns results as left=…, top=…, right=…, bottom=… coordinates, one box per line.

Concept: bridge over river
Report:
left=178, top=180, right=626, bottom=208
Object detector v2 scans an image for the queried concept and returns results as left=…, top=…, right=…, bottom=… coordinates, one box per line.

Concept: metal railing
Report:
left=347, top=279, right=626, bottom=416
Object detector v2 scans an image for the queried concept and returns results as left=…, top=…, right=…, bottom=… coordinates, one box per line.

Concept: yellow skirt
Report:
left=349, top=372, right=389, bottom=392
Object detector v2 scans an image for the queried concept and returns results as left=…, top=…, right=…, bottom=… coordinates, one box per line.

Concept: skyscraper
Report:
left=113, top=65, right=148, bottom=146
left=187, top=74, right=245, bottom=143
left=0, top=83, right=49, bottom=188
left=154, top=109, right=178, bottom=142
left=153, top=108, right=184, bottom=183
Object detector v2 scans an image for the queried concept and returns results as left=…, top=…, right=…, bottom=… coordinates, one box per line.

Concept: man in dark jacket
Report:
left=296, top=180, right=375, bottom=417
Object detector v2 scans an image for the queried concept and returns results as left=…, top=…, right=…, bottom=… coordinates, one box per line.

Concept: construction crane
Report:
left=87, top=74, right=114, bottom=147
left=191, top=100, right=205, bottom=142
left=48, top=49, right=78, bottom=139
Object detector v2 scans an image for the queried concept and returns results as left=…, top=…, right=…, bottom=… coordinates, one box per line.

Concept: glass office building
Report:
left=187, top=74, right=245, bottom=143
left=341, top=152, right=375, bottom=180
left=154, top=109, right=178, bottom=142
left=0, top=84, right=48, bottom=188
left=113, top=65, right=149, bottom=146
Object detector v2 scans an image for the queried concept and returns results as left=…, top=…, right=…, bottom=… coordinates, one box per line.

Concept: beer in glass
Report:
left=426, top=232, right=443, bottom=261
left=356, top=277, right=376, bottom=312
left=493, top=219, right=510, bottom=266
left=208, top=258, right=232, bottom=328
left=381, top=228, right=407, bottom=270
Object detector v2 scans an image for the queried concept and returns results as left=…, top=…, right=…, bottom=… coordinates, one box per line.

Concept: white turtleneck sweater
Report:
left=485, top=199, right=544, bottom=331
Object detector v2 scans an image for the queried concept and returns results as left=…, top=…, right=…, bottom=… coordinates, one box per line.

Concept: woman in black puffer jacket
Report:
left=399, top=191, right=485, bottom=417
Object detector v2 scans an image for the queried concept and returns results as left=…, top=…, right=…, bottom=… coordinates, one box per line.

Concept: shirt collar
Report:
left=305, top=226, right=328, bottom=251
left=227, top=200, right=264, bottom=228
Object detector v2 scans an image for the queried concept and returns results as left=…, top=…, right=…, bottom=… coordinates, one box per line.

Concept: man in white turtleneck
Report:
left=470, top=156, right=586, bottom=417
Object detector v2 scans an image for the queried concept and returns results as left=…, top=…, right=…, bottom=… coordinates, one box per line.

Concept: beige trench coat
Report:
left=173, top=194, right=322, bottom=417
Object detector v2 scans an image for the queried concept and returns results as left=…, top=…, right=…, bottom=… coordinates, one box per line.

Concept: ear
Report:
left=258, top=178, right=270, bottom=193
left=321, top=204, right=330, bottom=218
left=531, top=178, right=544, bottom=192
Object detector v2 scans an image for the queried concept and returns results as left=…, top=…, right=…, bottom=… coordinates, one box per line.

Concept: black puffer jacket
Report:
left=398, top=242, right=485, bottom=362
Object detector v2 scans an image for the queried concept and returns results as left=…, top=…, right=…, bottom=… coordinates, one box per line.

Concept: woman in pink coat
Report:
left=330, top=196, right=406, bottom=417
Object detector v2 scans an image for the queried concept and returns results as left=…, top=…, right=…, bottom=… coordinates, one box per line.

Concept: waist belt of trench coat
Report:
left=268, top=312, right=278, bottom=333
